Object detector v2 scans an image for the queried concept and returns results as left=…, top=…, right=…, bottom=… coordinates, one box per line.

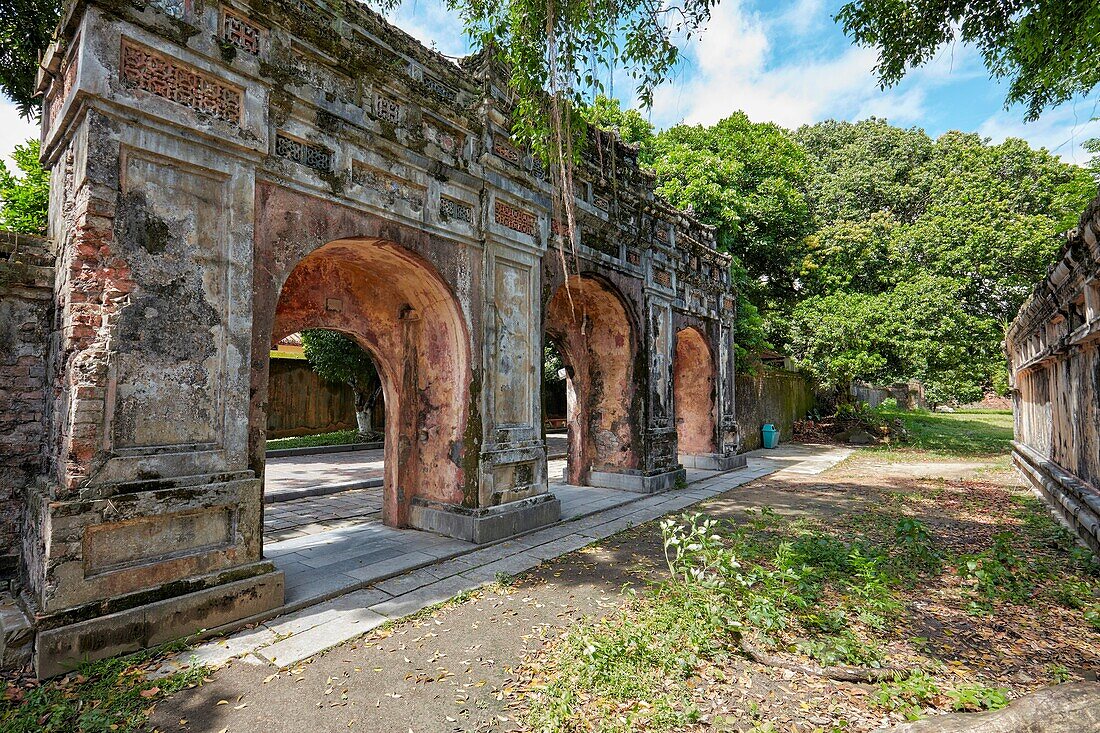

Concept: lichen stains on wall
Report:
left=673, top=327, right=716, bottom=456
left=546, top=275, right=640, bottom=484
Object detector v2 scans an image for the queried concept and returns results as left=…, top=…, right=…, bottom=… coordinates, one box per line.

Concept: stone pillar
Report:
left=715, top=308, right=748, bottom=469
left=27, top=3, right=283, bottom=677
left=626, top=290, right=685, bottom=490
left=407, top=188, right=560, bottom=542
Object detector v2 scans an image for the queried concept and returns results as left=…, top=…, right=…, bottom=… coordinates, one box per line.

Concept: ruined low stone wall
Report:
left=736, top=368, right=817, bottom=452
left=0, top=232, right=53, bottom=586
left=1006, top=194, right=1100, bottom=554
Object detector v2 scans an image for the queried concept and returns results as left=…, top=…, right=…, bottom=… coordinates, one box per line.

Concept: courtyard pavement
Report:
left=264, top=433, right=570, bottom=503
left=160, top=443, right=851, bottom=676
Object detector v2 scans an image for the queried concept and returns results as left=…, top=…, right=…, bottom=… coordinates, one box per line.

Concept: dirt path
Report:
left=148, top=451, right=1098, bottom=733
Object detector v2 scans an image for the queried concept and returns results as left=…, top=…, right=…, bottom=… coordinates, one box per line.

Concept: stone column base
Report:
left=33, top=561, right=284, bottom=678
left=588, top=467, right=686, bottom=494
left=679, top=452, right=748, bottom=471
left=1013, top=441, right=1100, bottom=555
left=407, top=493, right=562, bottom=544
left=0, top=594, right=33, bottom=672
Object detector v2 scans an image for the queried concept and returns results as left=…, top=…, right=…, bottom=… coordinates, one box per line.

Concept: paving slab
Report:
left=255, top=608, right=387, bottom=668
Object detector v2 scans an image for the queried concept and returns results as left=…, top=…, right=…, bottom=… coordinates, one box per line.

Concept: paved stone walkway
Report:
left=161, top=443, right=850, bottom=676
left=265, top=434, right=569, bottom=503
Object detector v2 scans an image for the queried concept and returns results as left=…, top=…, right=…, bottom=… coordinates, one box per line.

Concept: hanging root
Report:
left=738, top=633, right=913, bottom=683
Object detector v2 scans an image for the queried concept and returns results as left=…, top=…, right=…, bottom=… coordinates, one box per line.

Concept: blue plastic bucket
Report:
left=762, top=423, right=780, bottom=449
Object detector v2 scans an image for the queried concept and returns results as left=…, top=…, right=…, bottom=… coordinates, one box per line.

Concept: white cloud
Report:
left=0, top=99, right=40, bottom=172
left=979, top=100, right=1100, bottom=165
left=388, top=1, right=469, bottom=59
left=650, top=0, right=981, bottom=131
left=775, top=0, right=827, bottom=37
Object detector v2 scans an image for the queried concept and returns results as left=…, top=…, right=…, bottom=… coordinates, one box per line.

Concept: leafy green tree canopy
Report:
left=0, top=138, right=49, bottom=235
left=301, top=329, right=381, bottom=434
left=0, top=0, right=59, bottom=118
left=644, top=112, right=814, bottom=306
left=837, top=0, right=1100, bottom=121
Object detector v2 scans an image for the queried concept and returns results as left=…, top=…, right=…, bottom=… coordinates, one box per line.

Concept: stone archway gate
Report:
left=6, top=0, right=745, bottom=676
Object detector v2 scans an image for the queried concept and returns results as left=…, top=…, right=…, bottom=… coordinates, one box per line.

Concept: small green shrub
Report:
left=893, top=517, right=942, bottom=575
left=957, top=533, right=1040, bottom=610
left=795, top=631, right=884, bottom=667
left=945, top=683, right=1010, bottom=712
left=873, top=670, right=941, bottom=721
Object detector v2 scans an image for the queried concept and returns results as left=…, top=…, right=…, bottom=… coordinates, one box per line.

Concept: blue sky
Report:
left=4, top=0, right=1098, bottom=172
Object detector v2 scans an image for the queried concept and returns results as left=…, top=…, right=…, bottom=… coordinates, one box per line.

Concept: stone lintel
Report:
left=34, top=562, right=284, bottom=678
left=407, top=494, right=562, bottom=544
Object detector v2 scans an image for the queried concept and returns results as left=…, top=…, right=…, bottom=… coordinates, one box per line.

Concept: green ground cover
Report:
left=1, top=645, right=207, bottom=733
left=875, top=409, right=1014, bottom=458
left=265, top=428, right=368, bottom=451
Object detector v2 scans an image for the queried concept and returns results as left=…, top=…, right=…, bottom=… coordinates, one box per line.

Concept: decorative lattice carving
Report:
left=626, top=248, right=641, bottom=266
left=592, top=193, right=611, bottom=212
left=222, top=9, right=263, bottom=55
left=654, top=269, right=672, bottom=287
left=375, top=95, right=402, bottom=125
left=492, top=137, right=521, bottom=165
left=120, top=39, right=241, bottom=124
left=439, top=196, right=473, bottom=223
left=276, top=133, right=332, bottom=171
left=494, top=200, right=535, bottom=235
left=352, top=161, right=425, bottom=210
left=421, top=76, right=457, bottom=104
left=655, top=226, right=669, bottom=244
left=724, top=296, right=736, bottom=312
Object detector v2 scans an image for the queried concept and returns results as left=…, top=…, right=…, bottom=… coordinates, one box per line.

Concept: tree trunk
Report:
left=354, top=389, right=371, bottom=436
left=366, top=385, right=383, bottom=431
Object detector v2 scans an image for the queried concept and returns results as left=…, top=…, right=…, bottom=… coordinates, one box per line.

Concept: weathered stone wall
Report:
left=0, top=232, right=53, bottom=587
left=1006, top=194, right=1100, bottom=554
left=736, top=368, right=817, bottom=452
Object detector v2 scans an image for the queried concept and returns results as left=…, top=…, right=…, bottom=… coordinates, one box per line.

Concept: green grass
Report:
left=0, top=645, right=207, bottom=733
left=266, top=428, right=370, bottom=451
left=875, top=409, right=1014, bottom=458
left=519, top=485, right=1099, bottom=731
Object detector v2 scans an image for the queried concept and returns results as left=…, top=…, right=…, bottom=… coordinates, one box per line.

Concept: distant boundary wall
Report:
left=1006, top=194, right=1100, bottom=555
left=736, top=368, right=817, bottom=452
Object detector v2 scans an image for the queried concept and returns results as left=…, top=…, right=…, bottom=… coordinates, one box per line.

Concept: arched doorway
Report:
left=545, top=275, right=641, bottom=486
left=673, top=327, right=718, bottom=462
left=269, top=237, right=471, bottom=528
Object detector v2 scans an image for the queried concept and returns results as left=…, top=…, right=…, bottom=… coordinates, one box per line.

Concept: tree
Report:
left=788, top=276, right=1004, bottom=405
left=788, top=119, right=1094, bottom=403
left=581, top=95, right=655, bottom=150
left=837, top=0, right=1100, bottom=121
left=0, top=0, right=60, bottom=118
left=0, top=138, right=49, bottom=235
left=300, top=329, right=381, bottom=437
left=644, top=112, right=814, bottom=308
